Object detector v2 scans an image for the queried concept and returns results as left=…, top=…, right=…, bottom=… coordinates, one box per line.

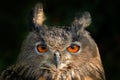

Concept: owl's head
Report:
left=16, top=3, right=104, bottom=80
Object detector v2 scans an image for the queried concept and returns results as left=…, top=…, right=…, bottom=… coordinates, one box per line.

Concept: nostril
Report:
left=54, top=52, right=61, bottom=57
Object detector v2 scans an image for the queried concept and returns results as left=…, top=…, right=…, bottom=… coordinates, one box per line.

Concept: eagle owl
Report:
left=0, top=3, right=106, bottom=80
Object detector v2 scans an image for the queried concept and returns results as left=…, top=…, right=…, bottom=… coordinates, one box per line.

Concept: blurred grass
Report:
left=0, top=0, right=120, bottom=80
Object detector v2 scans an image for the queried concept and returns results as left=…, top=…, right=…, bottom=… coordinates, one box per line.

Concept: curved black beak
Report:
left=54, top=52, right=60, bottom=68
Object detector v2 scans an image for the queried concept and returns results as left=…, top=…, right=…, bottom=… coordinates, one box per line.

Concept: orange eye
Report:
left=67, top=44, right=80, bottom=53
left=37, top=44, right=48, bottom=53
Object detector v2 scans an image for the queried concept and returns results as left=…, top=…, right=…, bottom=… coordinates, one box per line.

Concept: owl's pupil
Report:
left=41, top=45, right=46, bottom=49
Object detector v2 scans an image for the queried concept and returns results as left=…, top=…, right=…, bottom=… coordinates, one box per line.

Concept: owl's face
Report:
left=17, top=25, right=102, bottom=80
left=15, top=4, right=105, bottom=80
left=19, top=26, right=96, bottom=68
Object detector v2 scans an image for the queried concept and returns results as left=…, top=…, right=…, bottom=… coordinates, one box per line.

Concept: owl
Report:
left=0, top=3, right=106, bottom=80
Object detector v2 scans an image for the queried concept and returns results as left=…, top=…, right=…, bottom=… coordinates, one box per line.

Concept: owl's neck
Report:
left=1, top=63, right=105, bottom=80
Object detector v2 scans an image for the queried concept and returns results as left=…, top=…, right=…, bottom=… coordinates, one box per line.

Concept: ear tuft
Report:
left=73, top=12, right=91, bottom=28
left=33, top=3, right=46, bottom=26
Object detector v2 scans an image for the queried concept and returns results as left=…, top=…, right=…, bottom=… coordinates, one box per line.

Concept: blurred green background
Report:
left=0, top=0, right=119, bottom=80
